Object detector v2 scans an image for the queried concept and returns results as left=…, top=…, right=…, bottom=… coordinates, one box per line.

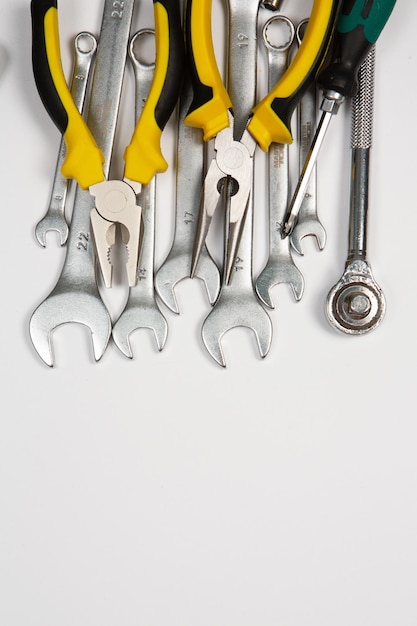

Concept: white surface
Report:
left=1, top=1, right=416, bottom=624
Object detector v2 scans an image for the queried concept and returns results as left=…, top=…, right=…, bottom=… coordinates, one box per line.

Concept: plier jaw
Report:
left=90, top=180, right=142, bottom=288
left=190, top=111, right=256, bottom=285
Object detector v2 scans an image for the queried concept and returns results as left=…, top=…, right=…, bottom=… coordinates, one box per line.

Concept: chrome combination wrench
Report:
left=112, top=29, right=168, bottom=357
left=35, top=31, right=97, bottom=247
left=30, top=0, right=135, bottom=366
left=326, top=46, right=386, bottom=334
left=154, top=73, right=221, bottom=314
left=201, top=0, right=272, bottom=367
left=290, top=19, right=327, bottom=255
left=255, top=15, right=304, bottom=309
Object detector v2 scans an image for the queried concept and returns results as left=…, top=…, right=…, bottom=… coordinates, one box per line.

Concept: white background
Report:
left=1, top=0, right=416, bottom=624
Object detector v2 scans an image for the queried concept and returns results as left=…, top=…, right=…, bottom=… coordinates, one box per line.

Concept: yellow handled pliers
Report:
left=185, top=0, right=342, bottom=285
left=31, top=0, right=183, bottom=288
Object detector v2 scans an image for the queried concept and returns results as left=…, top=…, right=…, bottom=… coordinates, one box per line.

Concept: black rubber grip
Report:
left=318, top=26, right=373, bottom=97
left=154, top=0, right=185, bottom=130
left=31, top=0, right=68, bottom=134
left=184, top=0, right=213, bottom=116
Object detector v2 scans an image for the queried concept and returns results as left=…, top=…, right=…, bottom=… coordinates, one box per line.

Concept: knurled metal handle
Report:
left=351, top=45, right=375, bottom=150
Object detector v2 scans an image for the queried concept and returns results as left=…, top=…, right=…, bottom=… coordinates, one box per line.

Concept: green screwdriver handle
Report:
left=318, top=0, right=397, bottom=98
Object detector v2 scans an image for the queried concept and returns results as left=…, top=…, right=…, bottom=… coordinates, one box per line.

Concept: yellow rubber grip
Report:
left=44, top=8, right=105, bottom=188
left=124, top=0, right=184, bottom=184
left=183, top=0, right=232, bottom=141
left=248, top=0, right=338, bottom=150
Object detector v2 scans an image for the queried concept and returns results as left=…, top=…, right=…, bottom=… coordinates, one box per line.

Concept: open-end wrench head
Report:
left=112, top=305, right=168, bottom=358
left=255, top=259, right=305, bottom=308
left=201, top=297, right=273, bottom=368
left=29, top=292, right=112, bottom=367
left=290, top=218, right=327, bottom=255
left=35, top=213, right=70, bottom=247
left=156, top=246, right=221, bottom=314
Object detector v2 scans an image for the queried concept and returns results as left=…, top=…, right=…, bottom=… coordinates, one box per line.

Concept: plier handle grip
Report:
left=186, top=0, right=341, bottom=147
left=31, top=0, right=184, bottom=286
left=184, top=0, right=342, bottom=283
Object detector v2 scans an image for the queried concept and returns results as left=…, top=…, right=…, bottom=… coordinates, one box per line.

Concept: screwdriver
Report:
left=282, top=0, right=397, bottom=238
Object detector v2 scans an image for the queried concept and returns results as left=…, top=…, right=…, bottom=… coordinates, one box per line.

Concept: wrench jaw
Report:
left=201, top=296, right=273, bottom=368
left=290, top=218, right=327, bottom=256
left=112, top=304, right=168, bottom=358
left=155, top=246, right=221, bottom=314
left=29, top=291, right=112, bottom=367
left=35, top=211, right=70, bottom=248
left=255, top=259, right=305, bottom=309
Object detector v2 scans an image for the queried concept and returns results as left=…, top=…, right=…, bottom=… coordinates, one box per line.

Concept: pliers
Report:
left=185, top=0, right=342, bottom=285
left=31, top=0, right=184, bottom=287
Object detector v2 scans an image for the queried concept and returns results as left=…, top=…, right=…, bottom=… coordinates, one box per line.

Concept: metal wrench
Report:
left=255, top=15, right=304, bottom=309
left=154, top=72, right=221, bottom=314
left=112, top=30, right=168, bottom=357
left=326, top=46, right=385, bottom=334
left=201, top=0, right=272, bottom=367
left=290, top=18, right=327, bottom=256
left=35, top=32, right=97, bottom=247
left=29, top=0, right=135, bottom=366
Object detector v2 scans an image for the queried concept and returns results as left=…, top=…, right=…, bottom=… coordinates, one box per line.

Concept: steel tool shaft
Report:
left=326, top=46, right=385, bottom=334
left=283, top=0, right=397, bottom=237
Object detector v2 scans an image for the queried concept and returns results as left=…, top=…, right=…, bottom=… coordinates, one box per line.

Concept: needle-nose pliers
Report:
left=185, top=0, right=342, bottom=285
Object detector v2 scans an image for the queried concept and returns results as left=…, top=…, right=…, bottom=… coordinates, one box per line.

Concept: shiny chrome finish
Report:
left=201, top=0, right=272, bottom=367
left=112, top=30, right=168, bottom=357
left=191, top=113, right=256, bottom=286
left=282, top=88, right=345, bottom=237
left=35, top=32, right=97, bottom=247
left=261, top=0, right=283, bottom=10
left=290, top=19, right=326, bottom=255
left=255, top=15, right=304, bottom=308
left=154, top=73, right=221, bottom=314
left=326, top=47, right=385, bottom=334
left=29, top=0, right=135, bottom=366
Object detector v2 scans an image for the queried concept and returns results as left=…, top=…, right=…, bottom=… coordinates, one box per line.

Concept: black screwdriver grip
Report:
left=318, top=27, right=373, bottom=97
left=318, top=0, right=397, bottom=98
